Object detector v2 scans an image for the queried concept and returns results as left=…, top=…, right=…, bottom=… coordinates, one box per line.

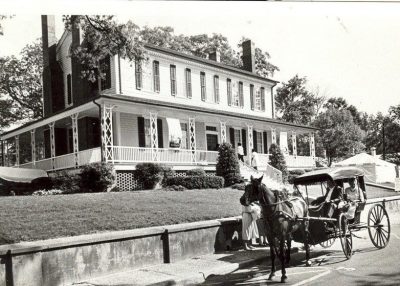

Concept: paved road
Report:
left=202, top=225, right=400, bottom=286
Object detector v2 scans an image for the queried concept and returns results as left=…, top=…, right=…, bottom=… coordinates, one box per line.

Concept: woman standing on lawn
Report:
left=241, top=202, right=260, bottom=250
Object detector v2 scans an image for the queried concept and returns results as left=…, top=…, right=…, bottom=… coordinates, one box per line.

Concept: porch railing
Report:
left=112, top=146, right=218, bottom=165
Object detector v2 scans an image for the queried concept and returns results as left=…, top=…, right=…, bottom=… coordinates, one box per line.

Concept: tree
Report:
left=0, top=40, right=43, bottom=131
left=275, top=75, right=324, bottom=125
left=323, top=97, right=365, bottom=129
left=268, top=144, right=288, bottom=183
left=216, top=143, right=242, bottom=187
left=0, top=15, right=10, bottom=36
left=313, top=108, right=365, bottom=166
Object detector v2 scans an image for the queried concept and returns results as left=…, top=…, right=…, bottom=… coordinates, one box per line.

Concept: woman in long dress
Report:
left=242, top=203, right=260, bottom=250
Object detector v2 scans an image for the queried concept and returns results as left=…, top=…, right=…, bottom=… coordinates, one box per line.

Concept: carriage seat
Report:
left=308, top=201, right=325, bottom=217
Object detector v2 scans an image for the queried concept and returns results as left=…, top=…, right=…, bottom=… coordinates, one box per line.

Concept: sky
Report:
left=1, top=1, right=400, bottom=115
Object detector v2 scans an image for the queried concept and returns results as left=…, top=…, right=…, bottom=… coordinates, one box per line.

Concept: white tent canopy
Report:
left=334, top=153, right=397, bottom=183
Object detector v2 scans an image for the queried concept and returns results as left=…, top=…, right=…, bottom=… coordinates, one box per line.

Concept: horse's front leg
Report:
left=303, top=221, right=312, bottom=267
left=286, top=236, right=291, bottom=266
left=280, top=237, right=287, bottom=283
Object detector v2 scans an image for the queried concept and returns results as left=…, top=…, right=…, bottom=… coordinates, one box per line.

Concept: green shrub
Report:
left=79, top=163, right=116, bottom=192
left=164, top=176, right=224, bottom=189
left=51, top=171, right=80, bottom=194
left=164, top=185, right=187, bottom=192
left=269, top=143, right=289, bottom=183
left=186, top=168, right=206, bottom=177
left=135, top=163, right=164, bottom=190
left=160, top=165, right=175, bottom=186
left=288, top=169, right=306, bottom=184
left=231, top=182, right=246, bottom=190
left=216, top=143, right=242, bottom=187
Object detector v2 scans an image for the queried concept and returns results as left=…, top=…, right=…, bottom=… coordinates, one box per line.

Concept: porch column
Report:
left=49, top=122, right=56, bottom=170
left=310, top=132, right=316, bottom=159
left=15, top=135, right=20, bottom=167
left=189, top=117, right=196, bottom=163
left=271, top=128, right=277, bottom=145
left=149, top=112, right=158, bottom=162
left=101, top=104, right=114, bottom=162
left=247, top=125, right=253, bottom=156
left=220, top=121, right=226, bottom=144
left=30, top=129, right=36, bottom=166
left=71, top=113, right=79, bottom=168
left=291, top=131, right=297, bottom=157
left=6, top=140, right=9, bottom=167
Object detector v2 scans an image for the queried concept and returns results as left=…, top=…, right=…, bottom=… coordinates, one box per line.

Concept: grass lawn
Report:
left=0, top=188, right=243, bottom=245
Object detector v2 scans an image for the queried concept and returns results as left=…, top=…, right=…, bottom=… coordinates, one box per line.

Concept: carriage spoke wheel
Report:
left=368, top=204, right=391, bottom=249
left=320, top=221, right=336, bottom=248
left=339, top=213, right=353, bottom=259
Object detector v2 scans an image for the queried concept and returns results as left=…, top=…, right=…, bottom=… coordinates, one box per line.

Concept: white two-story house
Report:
left=0, top=16, right=317, bottom=190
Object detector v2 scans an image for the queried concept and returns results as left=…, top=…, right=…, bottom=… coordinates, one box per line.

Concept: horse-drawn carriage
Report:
left=243, top=166, right=391, bottom=282
left=292, top=166, right=390, bottom=259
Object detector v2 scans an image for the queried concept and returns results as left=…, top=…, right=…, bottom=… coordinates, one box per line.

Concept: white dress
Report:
left=242, top=205, right=260, bottom=240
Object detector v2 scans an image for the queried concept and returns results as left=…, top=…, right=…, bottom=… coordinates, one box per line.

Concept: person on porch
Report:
left=251, top=149, right=259, bottom=170
left=237, top=143, right=244, bottom=163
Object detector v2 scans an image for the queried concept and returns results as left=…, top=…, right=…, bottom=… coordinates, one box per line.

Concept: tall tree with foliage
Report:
left=313, top=108, right=365, bottom=166
left=275, top=75, right=324, bottom=125
left=216, top=143, right=242, bottom=187
left=323, top=97, right=365, bottom=129
left=268, top=144, right=288, bottom=183
left=0, top=40, right=43, bottom=131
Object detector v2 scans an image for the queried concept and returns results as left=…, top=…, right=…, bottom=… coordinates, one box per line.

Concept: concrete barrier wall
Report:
left=0, top=217, right=242, bottom=286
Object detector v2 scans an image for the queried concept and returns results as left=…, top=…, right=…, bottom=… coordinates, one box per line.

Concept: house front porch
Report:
left=1, top=97, right=317, bottom=174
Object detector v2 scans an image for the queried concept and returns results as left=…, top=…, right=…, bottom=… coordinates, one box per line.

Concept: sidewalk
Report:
left=71, top=246, right=271, bottom=286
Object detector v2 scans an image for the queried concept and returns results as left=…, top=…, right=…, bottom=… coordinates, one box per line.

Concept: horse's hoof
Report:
left=281, top=276, right=288, bottom=283
left=268, top=273, right=275, bottom=280
left=306, top=260, right=312, bottom=267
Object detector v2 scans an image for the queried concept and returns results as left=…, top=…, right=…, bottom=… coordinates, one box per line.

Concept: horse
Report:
left=240, top=175, right=311, bottom=283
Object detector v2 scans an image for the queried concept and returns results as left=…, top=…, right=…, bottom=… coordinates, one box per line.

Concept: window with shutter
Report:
left=255, top=89, right=262, bottom=111
left=200, top=72, right=206, bottom=101
left=185, top=68, right=192, bottom=98
left=153, top=61, right=160, bottom=92
left=135, top=59, right=142, bottom=90
left=239, top=82, right=244, bottom=108
left=170, top=65, right=177, bottom=96
left=214, top=75, right=219, bottom=103
left=261, top=87, right=266, bottom=111
left=227, top=78, right=232, bottom=106
left=67, top=74, right=72, bottom=105
left=100, top=56, right=111, bottom=90
left=250, top=84, right=254, bottom=110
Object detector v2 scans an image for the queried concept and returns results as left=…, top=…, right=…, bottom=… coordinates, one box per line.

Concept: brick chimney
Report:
left=41, top=15, right=64, bottom=116
left=209, top=50, right=221, bottom=62
left=371, top=147, right=376, bottom=157
left=242, top=40, right=255, bottom=73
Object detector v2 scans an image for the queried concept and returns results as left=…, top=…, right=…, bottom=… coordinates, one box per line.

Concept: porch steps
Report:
left=239, top=162, right=284, bottom=189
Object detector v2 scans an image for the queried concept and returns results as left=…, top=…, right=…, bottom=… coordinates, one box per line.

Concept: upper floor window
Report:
left=260, top=87, right=266, bottom=111
left=255, top=89, right=262, bottom=111
left=213, top=75, right=219, bottom=103
left=250, top=84, right=255, bottom=110
left=153, top=61, right=160, bottom=92
left=170, top=65, right=177, bottom=96
left=135, top=59, right=142, bottom=90
left=67, top=74, right=72, bottom=105
left=227, top=78, right=232, bottom=106
left=100, top=55, right=111, bottom=91
left=200, top=72, right=206, bottom=101
left=239, top=81, right=244, bottom=108
left=185, top=68, right=192, bottom=98
left=232, top=81, right=243, bottom=107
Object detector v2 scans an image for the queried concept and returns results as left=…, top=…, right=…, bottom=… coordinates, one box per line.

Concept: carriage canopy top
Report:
left=293, top=167, right=364, bottom=185
left=0, top=167, right=48, bottom=183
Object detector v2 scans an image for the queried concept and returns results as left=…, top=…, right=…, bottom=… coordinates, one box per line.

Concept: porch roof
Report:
left=103, top=94, right=319, bottom=131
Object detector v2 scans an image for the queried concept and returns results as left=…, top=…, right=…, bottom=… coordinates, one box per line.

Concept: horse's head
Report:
left=239, top=175, right=264, bottom=206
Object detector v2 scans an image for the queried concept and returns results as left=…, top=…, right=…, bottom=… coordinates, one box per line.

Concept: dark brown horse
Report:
left=241, top=176, right=311, bottom=283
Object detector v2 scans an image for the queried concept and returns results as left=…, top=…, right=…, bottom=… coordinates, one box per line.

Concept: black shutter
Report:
left=263, top=131, right=268, bottom=154
left=138, top=117, right=145, bottom=147
left=253, top=130, right=257, bottom=152
left=250, top=85, right=254, bottom=110
left=229, top=128, right=235, bottom=147
left=242, top=129, right=247, bottom=156
left=157, top=119, right=163, bottom=148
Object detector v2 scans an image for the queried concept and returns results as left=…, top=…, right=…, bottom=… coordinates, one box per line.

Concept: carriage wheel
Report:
left=320, top=221, right=336, bottom=248
left=339, top=213, right=353, bottom=259
left=368, top=204, right=391, bottom=249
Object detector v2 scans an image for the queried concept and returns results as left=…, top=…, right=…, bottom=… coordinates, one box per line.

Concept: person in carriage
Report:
left=311, top=179, right=344, bottom=218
